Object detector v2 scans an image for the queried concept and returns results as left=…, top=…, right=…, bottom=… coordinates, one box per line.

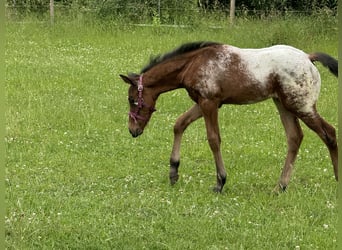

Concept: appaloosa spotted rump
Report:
left=120, top=42, right=338, bottom=193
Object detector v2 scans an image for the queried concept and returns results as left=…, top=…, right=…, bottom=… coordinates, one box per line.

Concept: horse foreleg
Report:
left=273, top=99, right=303, bottom=192
left=200, top=100, right=226, bottom=193
left=169, top=104, right=202, bottom=185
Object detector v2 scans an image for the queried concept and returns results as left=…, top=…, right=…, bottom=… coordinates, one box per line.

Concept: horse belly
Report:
left=221, top=81, right=275, bottom=104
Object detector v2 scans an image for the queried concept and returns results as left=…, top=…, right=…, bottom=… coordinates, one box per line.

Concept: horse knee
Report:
left=174, top=114, right=193, bottom=134
left=173, top=119, right=185, bottom=135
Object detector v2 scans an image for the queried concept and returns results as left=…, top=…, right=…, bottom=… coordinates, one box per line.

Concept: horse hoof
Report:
left=212, top=186, right=223, bottom=193
left=272, top=183, right=287, bottom=194
left=170, top=174, right=179, bottom=185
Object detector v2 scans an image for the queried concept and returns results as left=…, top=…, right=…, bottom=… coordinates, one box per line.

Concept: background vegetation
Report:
left=6, top=0, right=338, bottom=24
left=5, top=3, right=337, bottom=250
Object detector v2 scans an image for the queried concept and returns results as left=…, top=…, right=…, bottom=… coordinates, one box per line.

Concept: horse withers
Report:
left=120, top=42, right=338, bottom=193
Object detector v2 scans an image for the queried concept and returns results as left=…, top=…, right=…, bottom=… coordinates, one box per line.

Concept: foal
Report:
left=120, top=42, right=338, bottom=193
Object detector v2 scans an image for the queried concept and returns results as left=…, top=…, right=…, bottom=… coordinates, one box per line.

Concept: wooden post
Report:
left=158, top=0, right=161, bottom=18
left=50, top=0, right=54, bottom=24
left=230, top=0, right=235, bottom=25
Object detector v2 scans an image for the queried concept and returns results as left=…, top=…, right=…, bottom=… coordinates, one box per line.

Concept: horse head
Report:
left=120, top=73, right=156, bottom=138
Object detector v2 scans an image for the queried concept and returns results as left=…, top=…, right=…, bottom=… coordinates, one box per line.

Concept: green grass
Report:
left=5, top=15, right=338, bottom=249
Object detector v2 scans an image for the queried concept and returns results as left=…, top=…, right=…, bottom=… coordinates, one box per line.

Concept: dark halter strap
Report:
left=128, top=74, right=156, bottom=123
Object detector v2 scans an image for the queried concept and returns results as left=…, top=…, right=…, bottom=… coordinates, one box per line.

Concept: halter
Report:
left=128, top=74, right=156, bottom=123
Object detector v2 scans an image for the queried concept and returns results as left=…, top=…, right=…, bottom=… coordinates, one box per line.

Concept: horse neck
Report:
left=144, top=62, right=186, bottom=97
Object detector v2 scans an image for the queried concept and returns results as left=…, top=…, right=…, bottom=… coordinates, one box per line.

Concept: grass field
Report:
left=5, top=14, right=338, bottom=249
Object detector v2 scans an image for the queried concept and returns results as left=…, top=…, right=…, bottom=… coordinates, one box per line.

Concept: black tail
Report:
left=309, top=52, right=338, bottom=77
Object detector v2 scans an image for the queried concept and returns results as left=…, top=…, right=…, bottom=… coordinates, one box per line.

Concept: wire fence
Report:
left=6, top=3, right=337, bottom=27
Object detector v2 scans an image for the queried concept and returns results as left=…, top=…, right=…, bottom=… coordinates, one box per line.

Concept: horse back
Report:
left=183, top=44, right=320, bottom=106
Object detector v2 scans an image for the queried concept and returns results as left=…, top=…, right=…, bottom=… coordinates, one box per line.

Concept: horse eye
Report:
left=128, top=97, right=138, bottom=106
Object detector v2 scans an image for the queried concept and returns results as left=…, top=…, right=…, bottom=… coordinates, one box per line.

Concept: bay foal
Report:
left=120, top=42, right=338, bottom=192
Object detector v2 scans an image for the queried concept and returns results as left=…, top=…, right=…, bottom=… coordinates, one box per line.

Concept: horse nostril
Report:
left=129, top=128, right=142, bottom=138
left=129, top=129, right=135, bottom=137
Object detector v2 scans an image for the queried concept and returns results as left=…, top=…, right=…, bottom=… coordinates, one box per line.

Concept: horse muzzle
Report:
left=129, top=128, right=143, bottom=138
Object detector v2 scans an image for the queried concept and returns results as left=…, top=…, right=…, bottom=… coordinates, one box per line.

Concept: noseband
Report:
left=128, top=74, right=156, bottom=123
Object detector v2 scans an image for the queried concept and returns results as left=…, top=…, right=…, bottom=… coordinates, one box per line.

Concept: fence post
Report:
left=50, top=0, right=54, bottom=24
left=158, top=0, right=161, bottom=18
left=230, top=0, right=235, bottom=25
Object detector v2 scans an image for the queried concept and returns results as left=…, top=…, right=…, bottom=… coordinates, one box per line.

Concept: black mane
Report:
left=141, top=41, right=221, bottom=73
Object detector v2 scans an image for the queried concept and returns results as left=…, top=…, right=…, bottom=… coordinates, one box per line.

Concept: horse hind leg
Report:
left=273, top=99, right=304, bottom=192
left=169, top=104, right=203, bottom=185
left=298, top=110, right=338, bottom=181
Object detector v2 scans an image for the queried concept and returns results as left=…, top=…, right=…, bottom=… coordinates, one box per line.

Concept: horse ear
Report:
left=120, top=74, right=136, bottom=86
left=120, top=75, right=134, bottom=85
